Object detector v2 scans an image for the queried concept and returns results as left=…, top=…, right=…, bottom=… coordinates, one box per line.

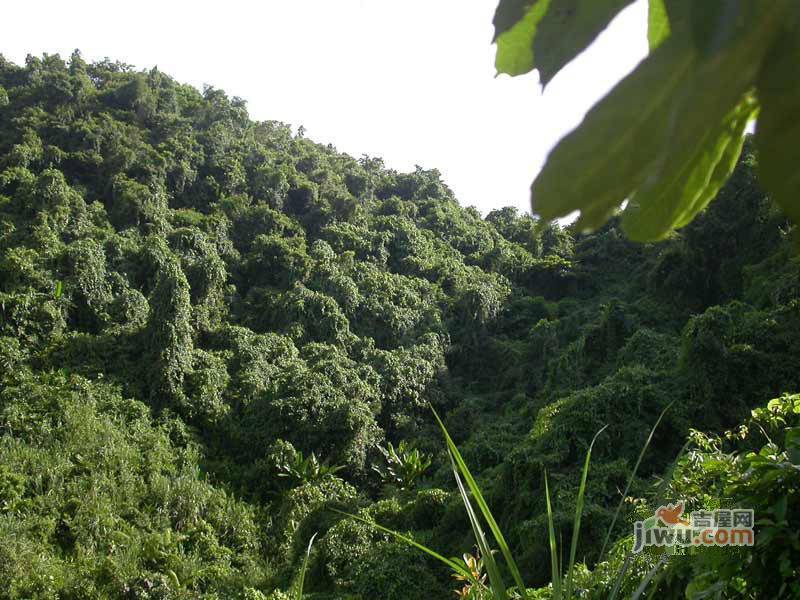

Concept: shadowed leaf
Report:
left=755, top=28, right=800, bottom=226
left=533, top=0, right=635, bottom=86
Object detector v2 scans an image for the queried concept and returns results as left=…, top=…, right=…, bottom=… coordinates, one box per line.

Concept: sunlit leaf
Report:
left=647, top=0, right=670, bottom=50
left=670, top=106, right=754, bottom=230
left=494, top=0, right=551, bottom=76
left=622, top=96, right=757, bottom=241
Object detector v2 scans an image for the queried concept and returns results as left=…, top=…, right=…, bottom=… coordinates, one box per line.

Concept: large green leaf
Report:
left=670, top=108, right=754, bottom=230
left=755, top=26, right=800, bottom=226
left=622, top=1, right=791, bottom=240
left=533, top=0, right=636, bottom=86
left=495, top=0, right=551, bottom=76
left=622, top=96, right=756, bottom=240
left=494, top=0, right=636, bottom=81
left=530, top=36, right=696, bottom=228
left=531, top=1, right=788, bottom=234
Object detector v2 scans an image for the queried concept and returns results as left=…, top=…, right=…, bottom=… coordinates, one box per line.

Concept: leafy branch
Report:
left=493, top=0, right=800, bottom=241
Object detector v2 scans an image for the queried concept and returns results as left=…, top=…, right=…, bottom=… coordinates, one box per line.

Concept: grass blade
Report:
left=450, top=452, right=507, bottom=599
left=431, top=405, right=528, bottom=596
left=607, top=551, right=632, bottom=600
left=295, top=532, right=317, bottom=600
left=631, top=554, right=668, bottom=600
left=331, top=509, right=475, bottom=581
left=563, top=424, right=608, bottom=599
left=599, top=402, right=673, bottom=561
left=610, top=438, right=689, bottom=600
left=653, top=440, right=690, bottom=509
left=544, top=471, right=562, bottom=600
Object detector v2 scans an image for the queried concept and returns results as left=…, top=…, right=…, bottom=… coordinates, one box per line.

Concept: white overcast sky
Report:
left=1, top=0, right=648, bottom=215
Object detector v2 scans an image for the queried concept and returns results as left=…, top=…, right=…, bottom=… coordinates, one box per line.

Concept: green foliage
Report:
left=652, top=394, right=800, bottom=597
left=492, top=0, right=551, bottom=77
left=110, top=174, right=166, bottom=229
left=493, top=0, right=800, bottom=240
left=372, top=440, right=433, bottom=492
left=270, top=477, right=358, bottom=568
left=352, top=407, right=671, bottom=600
left=0, top=371, right=269, bottom=598
left=143, top=237, right=194, bottom=413
left=273, top=441, right=345, bottom=486
left=349, top=541, right=450, bottom=600
left=1, top=51, right=799, bottom=598
left=325, top=497, right=456, bottom=599
left=564, top=394, right=800, bottom=599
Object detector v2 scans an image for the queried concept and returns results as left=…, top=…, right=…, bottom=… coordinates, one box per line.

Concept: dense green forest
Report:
left=0, top=52, right=799, bottom=599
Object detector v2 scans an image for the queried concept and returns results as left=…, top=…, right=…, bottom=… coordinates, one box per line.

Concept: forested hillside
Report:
left=1, top=53, right=799, bottom=599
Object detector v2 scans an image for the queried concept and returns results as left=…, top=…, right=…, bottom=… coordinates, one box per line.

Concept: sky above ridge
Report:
left=1, top=0, right=649, bottom=215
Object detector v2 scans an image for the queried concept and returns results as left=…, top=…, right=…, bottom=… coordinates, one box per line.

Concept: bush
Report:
left=0, top=371, right=270, bottom=598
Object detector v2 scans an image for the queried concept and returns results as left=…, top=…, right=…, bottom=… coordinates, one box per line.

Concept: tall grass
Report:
left=294, top=532, right=317, bottom=600
left=341, top=404, right=673, bottom=599
left=545, top=424, right=607, bottom=600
